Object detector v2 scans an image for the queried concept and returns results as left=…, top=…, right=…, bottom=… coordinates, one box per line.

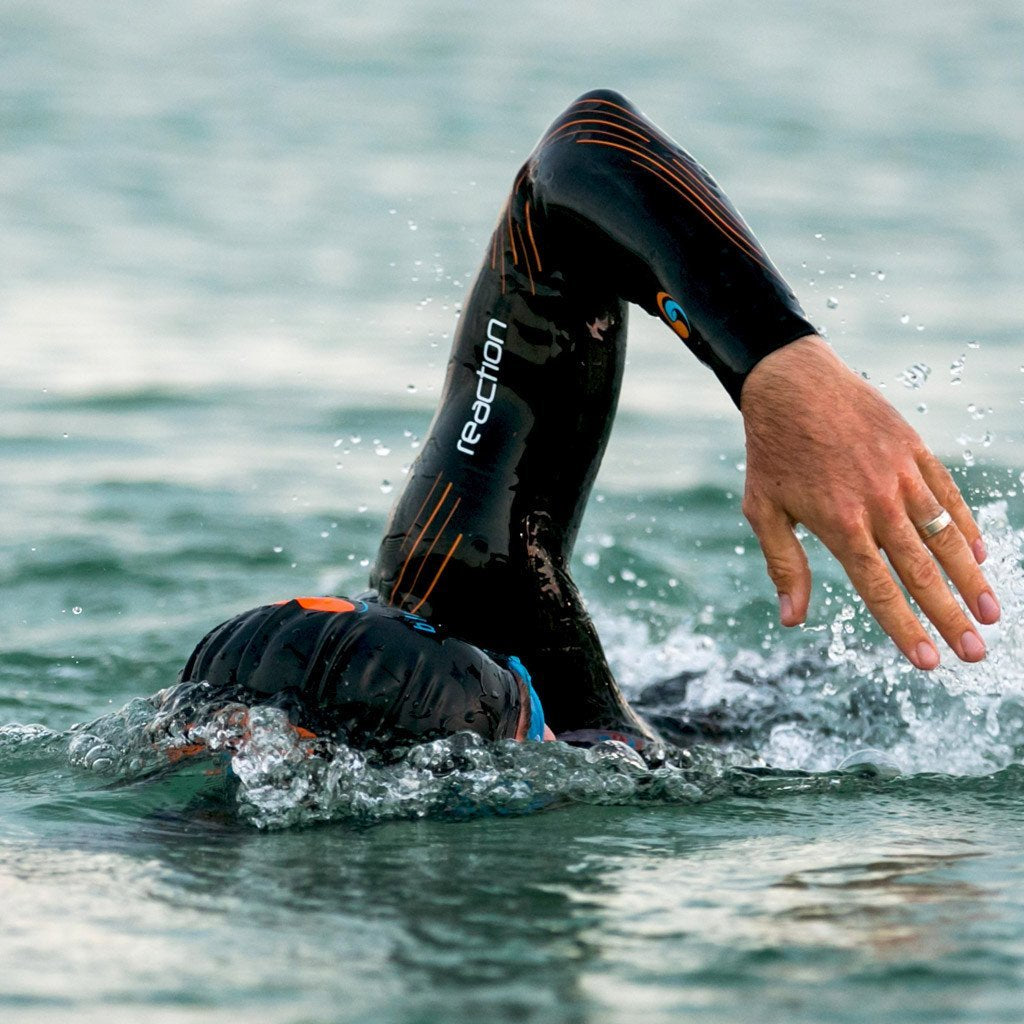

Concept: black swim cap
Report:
left=180, top=598, right=545, bottom=747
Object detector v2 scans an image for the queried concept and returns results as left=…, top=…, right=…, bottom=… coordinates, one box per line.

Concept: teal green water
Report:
left=3, top=1, right=1024, bottom=1021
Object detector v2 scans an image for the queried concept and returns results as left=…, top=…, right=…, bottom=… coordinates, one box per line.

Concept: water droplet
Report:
left=375, top=445, right=391, bottom=457
left=915, top=324, right=925, bottom=332
left=582, top=551, right=600, bottom=567
left=826, top=296, right=839, bottom=309
left=320, top=531, right=329, bottom=539
left=814, top=232, right=824, bottom=240
left=963, top=449, right=975, bottom=466
left=72, top=606, right=82, bottom=615
left=350, top=434, right=362, bottom=445
left=357, top=504, right=368, bottom=514
left=407, top=220, right=418, bottom=231
left=273, top=546, right=283, bottom=554
left=380, top=480, right=393, bottom=494
left=875, top=270, right=886, bottom=281
left=917, top=402, right=928, bottom=414
left=950, top=355, right=965, bottom=385
left=406, top=384, right=417, bottom=393
left=968, top=340, right=980, bottom=349
left=898, top=362, right=931, bottom=389
left=734, top=545, right=745, bottom=555
left=900, top=314, right=910, bottom=324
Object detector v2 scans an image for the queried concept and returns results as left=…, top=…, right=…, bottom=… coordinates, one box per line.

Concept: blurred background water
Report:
left=2, top=1, right=1024, bottom=1021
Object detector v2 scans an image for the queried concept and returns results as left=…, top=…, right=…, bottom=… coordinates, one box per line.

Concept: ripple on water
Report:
left=3, top=501, right=1024, bottom=832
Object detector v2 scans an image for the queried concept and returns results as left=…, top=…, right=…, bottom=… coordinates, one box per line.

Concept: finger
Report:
left=906, top=488, right=1001, bottom=627
left=831, top=539, right=940, bottom=670
left=881, top=518, right=987, bottom=663
left=745, top=499, right=811, bottom=625
left=917, top=452, right=986, bottom=564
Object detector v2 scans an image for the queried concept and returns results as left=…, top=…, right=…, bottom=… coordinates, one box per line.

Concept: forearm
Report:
left=528, top=89, right=814, bottom=404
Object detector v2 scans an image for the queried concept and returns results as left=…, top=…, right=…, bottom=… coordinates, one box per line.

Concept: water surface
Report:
left=3, top=1, right=1024, bottom=1021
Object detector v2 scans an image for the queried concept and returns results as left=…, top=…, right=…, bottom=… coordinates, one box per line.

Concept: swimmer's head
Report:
left=187, top=598, right=549, bottom=747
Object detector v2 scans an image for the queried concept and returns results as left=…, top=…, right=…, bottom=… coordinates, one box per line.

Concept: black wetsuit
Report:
left=180, top=89, right=813, bottom=751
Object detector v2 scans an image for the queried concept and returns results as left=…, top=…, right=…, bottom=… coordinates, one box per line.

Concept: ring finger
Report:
left=882, top=516, right=986, bottom=663
left=907, top=490, right=1001, bottom=627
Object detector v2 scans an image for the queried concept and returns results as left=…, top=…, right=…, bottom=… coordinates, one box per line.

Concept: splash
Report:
left=3, top=501, right=1023, bottom=831
left=17, top=695, right=740, bottom=831
left=606, top=502, right=1024, bottom=777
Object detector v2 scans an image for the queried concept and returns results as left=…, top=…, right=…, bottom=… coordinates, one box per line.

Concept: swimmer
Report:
left=175, top=89, right=1001, bottom=757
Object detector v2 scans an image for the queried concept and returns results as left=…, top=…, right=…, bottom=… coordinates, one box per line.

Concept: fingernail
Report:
left=978, top=590, right=1001, bottom=624
left=972, top=538, right=987, bottom=564
left=779, top=593, right=794, bottom=624
left=961, top=630, right=986, bottom=661
left=914, top=641, right=940, bottom=670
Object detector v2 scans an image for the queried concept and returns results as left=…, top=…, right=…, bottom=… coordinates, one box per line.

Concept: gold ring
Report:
left=917, top=509, right=953, bottom=540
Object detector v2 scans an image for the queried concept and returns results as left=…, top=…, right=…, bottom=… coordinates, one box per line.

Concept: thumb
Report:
left=745, top=500, right=812, bottom=626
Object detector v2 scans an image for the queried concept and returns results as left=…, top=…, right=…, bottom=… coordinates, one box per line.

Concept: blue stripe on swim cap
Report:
left=506, top=655, right=545, bottom=741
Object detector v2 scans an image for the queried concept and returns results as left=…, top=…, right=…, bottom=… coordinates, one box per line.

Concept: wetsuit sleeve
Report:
left=526, top=89, right=814, bottom=405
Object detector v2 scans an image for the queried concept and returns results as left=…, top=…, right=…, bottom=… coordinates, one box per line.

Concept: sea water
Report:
left=2, top=1, right=1024, bottom=1021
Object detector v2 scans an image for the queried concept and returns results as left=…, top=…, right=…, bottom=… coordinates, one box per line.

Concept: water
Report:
left=3, top=0, right=1024, bottom=1020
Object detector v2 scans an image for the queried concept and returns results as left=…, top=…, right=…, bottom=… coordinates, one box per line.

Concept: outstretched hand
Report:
left=740, top=335, right=1000, bottom=669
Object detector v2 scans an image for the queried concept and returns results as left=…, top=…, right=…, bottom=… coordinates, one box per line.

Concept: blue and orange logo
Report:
left=656, top=291, right=690, bottom=340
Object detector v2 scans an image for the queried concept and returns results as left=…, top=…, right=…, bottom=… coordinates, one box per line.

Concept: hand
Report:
left=739, top=335, right=1000, bottom=669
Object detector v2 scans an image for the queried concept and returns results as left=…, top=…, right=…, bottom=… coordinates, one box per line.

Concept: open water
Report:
left=2, top=1, right=1024, bottom=1021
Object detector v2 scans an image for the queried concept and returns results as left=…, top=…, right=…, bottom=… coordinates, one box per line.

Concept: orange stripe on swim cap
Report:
left=275, top=596, right=356, bottom=613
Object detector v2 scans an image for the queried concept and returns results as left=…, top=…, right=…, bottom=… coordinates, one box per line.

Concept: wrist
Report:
left=739, top=334, right=840, bottom=414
